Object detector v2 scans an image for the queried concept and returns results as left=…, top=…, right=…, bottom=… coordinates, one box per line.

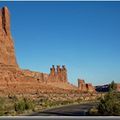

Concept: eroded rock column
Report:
left=0, top=7, right=18, bottom=67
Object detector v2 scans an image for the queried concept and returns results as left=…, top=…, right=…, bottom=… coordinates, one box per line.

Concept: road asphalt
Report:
left=29, top=102, right=97, bottom=116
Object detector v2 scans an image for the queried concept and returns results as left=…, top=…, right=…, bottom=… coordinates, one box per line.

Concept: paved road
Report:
left=30, top=102, right=97, bottom=116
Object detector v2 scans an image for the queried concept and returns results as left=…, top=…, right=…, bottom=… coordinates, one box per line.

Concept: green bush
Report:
left=15, top=99, right=26, bottom=112
left=98, top=92, right=120, bottom=115
left=98, top=81, right=120, bottom=115
left=0, top=97, right=5, bottom=116
left=108, top=80, right=117, bottom=92
left=24, top=98, right=34, bottom=110
left=15, top=98, right=34, bottom=112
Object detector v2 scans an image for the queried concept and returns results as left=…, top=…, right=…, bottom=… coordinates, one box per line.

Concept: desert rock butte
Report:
left=0, top=6, right=95, bottom=96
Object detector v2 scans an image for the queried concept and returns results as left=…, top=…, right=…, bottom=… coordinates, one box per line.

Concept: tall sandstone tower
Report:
left=0, top=7, right=18, bottom=67
left=49, top=65, right=68, bottom=83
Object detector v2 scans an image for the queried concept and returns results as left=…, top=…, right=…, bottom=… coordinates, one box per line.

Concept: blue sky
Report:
left=0, top=2, right=120, bottom=86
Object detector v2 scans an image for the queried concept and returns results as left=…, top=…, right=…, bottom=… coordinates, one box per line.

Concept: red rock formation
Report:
left=49, top=65, right=56, bottom=82
left=61, top=65, right=68, bottom=82
left=78, top=79, right=87, bottom=92
left=48, top=65, right=68, bottom=83
left=0, top=6, right=87, bottom=95
left=50, top=65, right=56, bottom=76
left=78, top=79, right=95, bottom=92
left=0, top=7, right=18, bottom=67
left=56, top=65, right=62, bottom=82
left=86, top=83, right=95, bottom=92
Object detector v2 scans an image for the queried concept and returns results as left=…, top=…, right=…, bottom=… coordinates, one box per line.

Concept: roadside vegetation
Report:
left=14, top=98, right=34, bottom=113
left=0, top=96, right=35, bottom=116
left=0, top=81, right=119, bottom=116
left=89, top=81, right=120, bottom=116
left=0, top=92, right=98, bottom=116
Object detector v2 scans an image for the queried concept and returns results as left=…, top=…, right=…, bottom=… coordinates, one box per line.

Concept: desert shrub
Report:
left=24, top=98, right=34, bottom=110
left=15, top=98, right=34, bottom=112
left=108, top=80, right=117, bottom=92
left=0, top=111, right=4, bottom=116
left=15, top=99, right=26, bottom=112
left=98, top=81, right=120, bottom=115
left=0, top=97, right=5, bottom=116
left=98, top=91, right=120, bottom=115
left=0, top=97, right=4, bottom=109
left=88, top=106, right=98, bottom=115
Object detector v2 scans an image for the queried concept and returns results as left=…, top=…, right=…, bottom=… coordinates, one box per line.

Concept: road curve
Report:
left=29, top=102, right=97, bottom=116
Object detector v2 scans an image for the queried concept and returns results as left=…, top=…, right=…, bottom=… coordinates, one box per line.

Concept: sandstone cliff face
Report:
left=0, top=7, right=18, bottom=67
left=0, top=6, right=79, bottom=95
